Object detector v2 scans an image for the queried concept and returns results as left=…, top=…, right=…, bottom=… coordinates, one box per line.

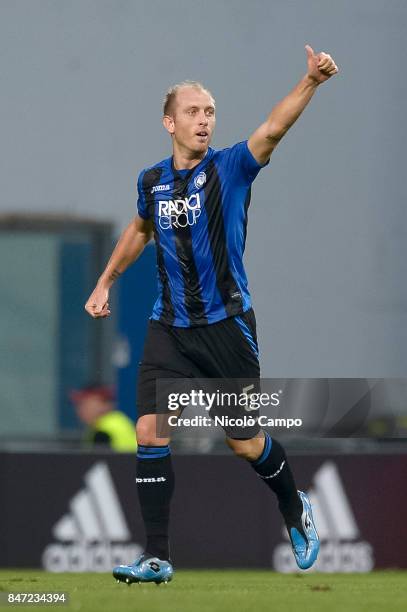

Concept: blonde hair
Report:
left=163, top=80, right=215, bottom=116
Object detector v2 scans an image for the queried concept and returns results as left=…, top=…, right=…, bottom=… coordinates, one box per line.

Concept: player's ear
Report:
left=163, top=115, right=175, bottom=135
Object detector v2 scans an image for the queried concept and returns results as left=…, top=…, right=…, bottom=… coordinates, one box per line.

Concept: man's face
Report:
left=163, top=86, right=216, bottom=156
left=75, top=396, right=111, bottom=426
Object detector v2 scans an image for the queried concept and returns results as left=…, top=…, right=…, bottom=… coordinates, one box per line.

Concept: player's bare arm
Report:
left=248, top=44, right=339, bottom=165
left=85, top=215, right=153, bottom=318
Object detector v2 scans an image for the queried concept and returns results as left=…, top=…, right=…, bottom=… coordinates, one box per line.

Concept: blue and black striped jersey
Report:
left=137, top=140, right=267, bottom=327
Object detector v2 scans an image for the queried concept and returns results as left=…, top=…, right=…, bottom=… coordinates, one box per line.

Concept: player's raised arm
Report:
left=248, top=44, right=339, bottom=165
left=85, top=215, right=153, bottom=318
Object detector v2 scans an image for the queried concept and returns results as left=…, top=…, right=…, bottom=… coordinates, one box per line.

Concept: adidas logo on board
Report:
left=42, top=462, right=142, bottom=572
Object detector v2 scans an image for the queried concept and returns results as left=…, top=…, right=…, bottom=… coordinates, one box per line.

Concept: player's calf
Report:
left=231, top=431, right=319, bottom=569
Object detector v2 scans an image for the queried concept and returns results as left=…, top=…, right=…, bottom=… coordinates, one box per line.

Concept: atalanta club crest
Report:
left=194, top=172, right=207, bottom=189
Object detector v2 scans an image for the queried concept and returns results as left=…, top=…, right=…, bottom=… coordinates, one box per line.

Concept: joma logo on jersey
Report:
left=151, top=184, right=170, bottom=193
left=158, top=193, right=201, bottom=230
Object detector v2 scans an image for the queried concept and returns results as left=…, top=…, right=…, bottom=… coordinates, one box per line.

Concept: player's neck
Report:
left=172, top=143, right=208, bottom=171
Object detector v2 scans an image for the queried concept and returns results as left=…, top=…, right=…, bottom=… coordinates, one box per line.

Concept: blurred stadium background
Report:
left=1, top=0, right=406, bottom=579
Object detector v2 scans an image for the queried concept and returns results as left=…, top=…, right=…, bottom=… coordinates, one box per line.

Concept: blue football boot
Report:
left=113, top=554, right=174, bottom=585
left=288, top=491, right=320, bottom=570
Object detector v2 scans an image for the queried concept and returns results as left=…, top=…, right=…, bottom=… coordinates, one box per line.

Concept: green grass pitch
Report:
left=0, top=570, right=405, bottom=612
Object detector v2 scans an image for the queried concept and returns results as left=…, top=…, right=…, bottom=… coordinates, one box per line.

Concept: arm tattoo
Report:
left=109, top=269, right=122, bottom=282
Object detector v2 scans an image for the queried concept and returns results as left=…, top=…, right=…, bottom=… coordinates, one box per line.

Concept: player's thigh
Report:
left=196, top=308, right=260, bottom=378
left=137, top=320, right=198, bottom=417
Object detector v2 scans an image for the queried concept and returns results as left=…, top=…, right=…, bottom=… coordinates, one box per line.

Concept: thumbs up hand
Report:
left=305, top=44, right=339, bottom=84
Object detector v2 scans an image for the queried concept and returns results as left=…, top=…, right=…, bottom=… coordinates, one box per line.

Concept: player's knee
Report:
left=226, top=436, right=264, bottom=461
left=136, top=417, right=163, bottom=446
left=232, top=446, right=257, bottom=460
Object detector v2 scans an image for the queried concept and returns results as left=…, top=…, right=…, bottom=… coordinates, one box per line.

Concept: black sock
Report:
left=249, top=433, right=302, bottom=523
left=136, top=445, right=174, bottom=561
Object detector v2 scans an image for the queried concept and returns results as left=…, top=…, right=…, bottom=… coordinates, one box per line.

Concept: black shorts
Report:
left=137, top=308, right=260, bottom=434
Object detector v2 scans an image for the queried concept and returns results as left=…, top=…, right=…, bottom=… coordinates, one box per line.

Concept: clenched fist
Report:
left=85, top=283, right=111, bottom=318
left=305, top=44, right=339, bottom=84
